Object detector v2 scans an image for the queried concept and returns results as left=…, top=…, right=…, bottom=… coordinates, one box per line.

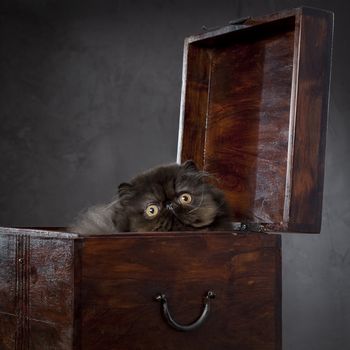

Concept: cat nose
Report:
left=165, top=202, right=173, bottom=210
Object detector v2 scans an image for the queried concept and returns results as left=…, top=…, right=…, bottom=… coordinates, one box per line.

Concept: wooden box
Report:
left=0, top=7, right=333, bottom=350
left=0, top=229, right=281, bottom=350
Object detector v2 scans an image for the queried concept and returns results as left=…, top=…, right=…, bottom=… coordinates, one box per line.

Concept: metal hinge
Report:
left=232, top=222, right=268, bottom=233
left=202, top=16, right=251, bottom=32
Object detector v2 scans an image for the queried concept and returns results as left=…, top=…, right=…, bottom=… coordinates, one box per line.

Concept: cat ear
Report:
left=118, top=182, right=133, bottom=197
left=182, top=160, right=198, bottom=172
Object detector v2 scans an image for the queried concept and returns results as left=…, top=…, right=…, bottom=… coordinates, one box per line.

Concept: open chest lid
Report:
left=177, top=7, right=333, bottom=233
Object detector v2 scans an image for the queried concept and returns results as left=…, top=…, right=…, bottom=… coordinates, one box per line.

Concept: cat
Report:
left=70, top=160, right=232, bottom=234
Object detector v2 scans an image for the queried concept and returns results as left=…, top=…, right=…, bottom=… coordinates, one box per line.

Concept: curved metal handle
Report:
left=154, top=291, right=216, bottom=332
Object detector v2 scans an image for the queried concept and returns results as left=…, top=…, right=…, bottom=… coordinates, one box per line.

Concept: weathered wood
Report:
left=178, top=7, right=333, bottom=233
left=80, top=233, right=281, bottom=350
left=288, top=8, right=333, bottom=232
left=0, top=229, right=76, bottom=350
left=0, top=234, right=16, bottom=349
left=0, top=228, right=281, bottom=350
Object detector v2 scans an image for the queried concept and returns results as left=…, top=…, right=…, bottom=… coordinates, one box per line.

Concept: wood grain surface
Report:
left=0, top=229, right=76, bottom=350
left=179, top=7, right=333, bottom=233
left=0, top=229, right=281, bottom=350
left=79, top=232, right=281, bottom=350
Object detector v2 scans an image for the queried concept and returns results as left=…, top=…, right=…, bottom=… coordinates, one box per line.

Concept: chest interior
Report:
left=178, top=8, right=333, bottom=233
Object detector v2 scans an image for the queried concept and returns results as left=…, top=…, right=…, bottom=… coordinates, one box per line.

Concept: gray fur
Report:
left=70, top=161, right=232, bottom=234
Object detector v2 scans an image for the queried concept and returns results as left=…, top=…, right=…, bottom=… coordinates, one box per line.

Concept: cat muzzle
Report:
left=165, top=202, right=174, bottom=211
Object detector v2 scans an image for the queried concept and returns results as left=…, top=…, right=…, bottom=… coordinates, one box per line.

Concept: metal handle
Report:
left=154, top=291, right=216, bottom=332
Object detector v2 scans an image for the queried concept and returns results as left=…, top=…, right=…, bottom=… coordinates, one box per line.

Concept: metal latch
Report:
left=202, top=16, right=251, bottom=32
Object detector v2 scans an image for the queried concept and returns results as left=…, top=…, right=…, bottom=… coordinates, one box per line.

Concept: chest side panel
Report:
left=0, top=230, right=76, bottom=350
left=289, top=9, right=333, bottom=232
left=80, top=233, right=281, bottom=350
left=0, top=233, right=17, bottom=349
left=28, top=236, right=76, bottom=350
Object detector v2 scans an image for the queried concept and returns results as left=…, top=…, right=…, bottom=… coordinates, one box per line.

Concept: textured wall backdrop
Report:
left=0, top=0, right=349, bottom=349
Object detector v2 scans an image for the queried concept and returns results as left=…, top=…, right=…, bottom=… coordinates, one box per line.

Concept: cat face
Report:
left=117, top=161, right=227, bottom=232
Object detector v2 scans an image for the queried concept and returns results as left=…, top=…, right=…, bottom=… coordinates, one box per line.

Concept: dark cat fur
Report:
left=71, top=160, right=232, bottom=234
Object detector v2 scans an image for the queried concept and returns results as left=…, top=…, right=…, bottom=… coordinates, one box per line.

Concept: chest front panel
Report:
left=79, top=233, right=281, bottom=350
left=1, top=230, right=281, bottom=350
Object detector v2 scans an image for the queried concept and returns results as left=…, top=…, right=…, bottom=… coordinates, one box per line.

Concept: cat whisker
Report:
left=188, top=186, right=206, bottom=213
left=152, top=222, right=162, bottom=232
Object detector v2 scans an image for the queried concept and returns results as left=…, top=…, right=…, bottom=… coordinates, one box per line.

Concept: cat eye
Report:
left=145, top=204, right=159, bottom=218
left=179, top=193, right=192, bottom=205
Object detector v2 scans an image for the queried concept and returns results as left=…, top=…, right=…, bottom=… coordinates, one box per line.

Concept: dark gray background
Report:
left=0, top=0, right=349, bottom=349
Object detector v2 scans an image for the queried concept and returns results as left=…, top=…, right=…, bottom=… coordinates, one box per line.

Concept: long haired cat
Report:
left=71, top=160, right=232, bottom=234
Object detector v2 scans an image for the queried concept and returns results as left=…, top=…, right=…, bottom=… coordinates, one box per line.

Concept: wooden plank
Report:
left=179, top=8, right=333, bottom=233
left=288, top=8, right=334, bottom=232
left=0, top=233, right=17, bottom=349
left=80, top=233, right=281, bottom=350
left=0, top=229, right=76, bottom=349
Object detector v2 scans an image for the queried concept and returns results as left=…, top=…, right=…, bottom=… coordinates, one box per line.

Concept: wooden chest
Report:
left=0, top=7, right=333, bottom=350
left=0, top=230, right=280, bottom=350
